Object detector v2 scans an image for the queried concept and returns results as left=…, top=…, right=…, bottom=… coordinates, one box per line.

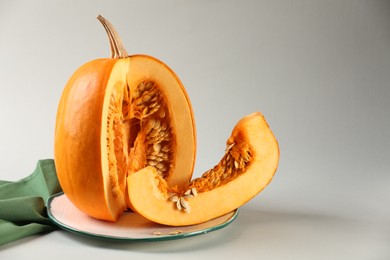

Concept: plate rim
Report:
left=47, top=192, right=239, bottom=242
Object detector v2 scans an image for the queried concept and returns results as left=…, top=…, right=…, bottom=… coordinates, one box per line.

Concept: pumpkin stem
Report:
left=97, top=15, right=129, bottom=59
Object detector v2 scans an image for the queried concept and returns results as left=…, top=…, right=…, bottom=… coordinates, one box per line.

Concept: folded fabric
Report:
left=0, top=159, right=62, bottom=246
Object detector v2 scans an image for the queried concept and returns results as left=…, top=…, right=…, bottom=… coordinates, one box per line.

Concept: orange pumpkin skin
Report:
left=54, top=58, right=125, bottom=221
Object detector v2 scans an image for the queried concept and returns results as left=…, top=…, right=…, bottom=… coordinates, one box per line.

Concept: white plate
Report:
left=47, top=193, right=238, bottom=241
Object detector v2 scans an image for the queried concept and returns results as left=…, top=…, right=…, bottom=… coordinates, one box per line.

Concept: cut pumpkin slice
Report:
left=127, top=112, right=279, bottom=226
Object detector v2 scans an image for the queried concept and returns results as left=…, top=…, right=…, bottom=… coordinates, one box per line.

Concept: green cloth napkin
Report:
left=0, top=159, right=62, bottom=246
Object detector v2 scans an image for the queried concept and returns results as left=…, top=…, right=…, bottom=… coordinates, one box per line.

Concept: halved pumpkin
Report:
left=54, top=16, right=196, bottom=221
left=127, top=112, right=279, bottom=226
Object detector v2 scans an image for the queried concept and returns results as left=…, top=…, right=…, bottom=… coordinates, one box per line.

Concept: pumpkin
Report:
left=54, top=16, right=196, bottom=221
left=127, top=112, right=279, bottom=226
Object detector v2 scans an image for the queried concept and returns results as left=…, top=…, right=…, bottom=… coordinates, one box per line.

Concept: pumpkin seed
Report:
left=180, top=197, right=190, bottom=211
left=142, top=94, right=152, bottom=103
left=159, top=109, right=166, bottom=118
left=176, top=199, right=182, bottom=211
left=148, top=160, right=157, bottom=166
left=153, top=120, right=161, bottom=130
left=191, top=187, right=198, bottom=196
left=169, top=230, right=183, bottom=235
left=142, top=107, right=149, bottom=116
left=138, top=82, right=146, bottom=92
left=153, top=143, right=162, bottom=153
left=234, top=160, right=239, bottom=169
left=145, top=81, right=154, bottom=90
left=169, top=195, right=179, bottom=202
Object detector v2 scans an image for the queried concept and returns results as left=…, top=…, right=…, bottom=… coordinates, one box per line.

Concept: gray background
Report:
left=1, top=0, right=389, bottom=259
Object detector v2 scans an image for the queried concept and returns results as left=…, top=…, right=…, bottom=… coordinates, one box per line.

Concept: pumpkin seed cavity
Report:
left=189, top=142, right=253, bottom=193
left=168, top=142, right=253, bottom=213
left=107, top=80, right=175, bottom=196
